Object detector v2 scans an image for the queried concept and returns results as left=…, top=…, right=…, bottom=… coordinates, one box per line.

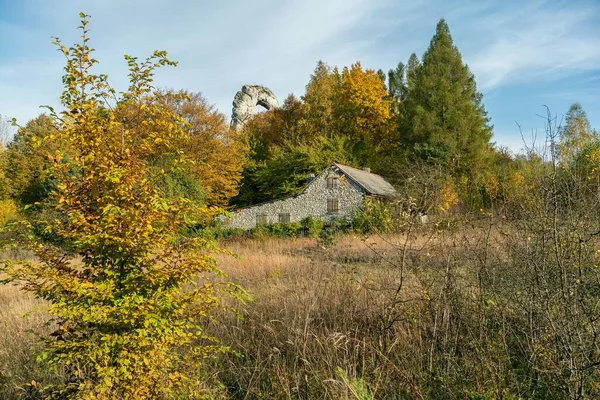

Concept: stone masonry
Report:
left=221, top=165, right=365, bottom=230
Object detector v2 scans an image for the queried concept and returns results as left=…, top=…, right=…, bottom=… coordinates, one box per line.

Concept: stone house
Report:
left=221, top=162, right=397, bottom=230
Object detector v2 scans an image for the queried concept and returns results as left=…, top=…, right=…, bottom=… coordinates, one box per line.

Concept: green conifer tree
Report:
left=301, top=61, right=339, bottom=138
left=387, top=62, right=406, bottom=116
left=404, top=19, right=492, bottom=175
left=405, top=53, right=420, bottom=92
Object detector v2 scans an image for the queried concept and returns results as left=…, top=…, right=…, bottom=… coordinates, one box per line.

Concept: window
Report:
left=256, top=214, right=268, bottom=226
left=327, top=198, right=339, bottom=214
left=278, top=213, right=290, bottom=223
left=326, top=176, right=339, bottom=189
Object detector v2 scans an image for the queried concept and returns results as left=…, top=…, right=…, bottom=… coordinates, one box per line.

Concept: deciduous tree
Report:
left=3, top=115, right=62, bottom=205
left=159, top=89, right=246, bottom=207
left=559, top=103, right=596, bottom=165
left=1, top=14, right=245, bottom=399
left=334, top=62, right=393, bottom=148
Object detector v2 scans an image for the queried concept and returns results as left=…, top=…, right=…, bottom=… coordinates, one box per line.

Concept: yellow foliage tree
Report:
left=438, top=182, right=458, bottom=213
left=559, top=103, right=596, bottom=166
left=159, top=90, right=246, bottom=207
left=335, top=62, right=394, bottom=146
left=3, top=115, right=63, bottom=205
left=0, top=145, right=17, bottom=225
left=1, top=14, right=245, bottom=399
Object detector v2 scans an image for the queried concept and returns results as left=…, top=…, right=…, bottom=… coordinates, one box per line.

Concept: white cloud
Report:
left=1, top=0, right=598, bottom=150
left=467, top=1, right=600, bottom=89
left=0, top=0, right=391, bottom=124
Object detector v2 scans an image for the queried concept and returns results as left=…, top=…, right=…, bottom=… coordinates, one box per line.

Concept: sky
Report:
left=1, top=0, right=599, bottom=153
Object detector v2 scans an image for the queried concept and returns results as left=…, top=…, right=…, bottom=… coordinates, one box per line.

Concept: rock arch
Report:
left=231, top=85, right=279, bottom=129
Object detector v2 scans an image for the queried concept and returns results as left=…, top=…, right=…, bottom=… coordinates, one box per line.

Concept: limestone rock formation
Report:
left=231, top=85, right=279, bottom=129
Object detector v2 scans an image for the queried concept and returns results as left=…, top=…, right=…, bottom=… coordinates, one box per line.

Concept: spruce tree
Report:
left=387, top=62, right=407, bottom=117
left=396, top=53, right=421, bottom=141
left=406, top=53, right=420, bottom=92
left=404, top=19, right=492, bottom=175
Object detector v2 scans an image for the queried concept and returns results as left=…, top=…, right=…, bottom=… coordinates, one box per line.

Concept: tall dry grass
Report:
left=3, top=220, right=597, bottom=399
left=206, top=231, right=446, bottom=399
left=0, top=283, right=53, bottom=399
left=1, top=232, right=436, bottom=398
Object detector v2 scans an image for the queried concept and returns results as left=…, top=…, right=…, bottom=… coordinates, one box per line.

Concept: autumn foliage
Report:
left=235, top=61, right=395, bottom=206
left=1, top=12, right=600, bottom=400
left=158, top=90, right=245, bottom=207
left=1, top=15, right=244, bottom=399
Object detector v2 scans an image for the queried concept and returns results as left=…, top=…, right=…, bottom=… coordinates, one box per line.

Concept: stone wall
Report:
left=221, top=166, right=365, bottom=230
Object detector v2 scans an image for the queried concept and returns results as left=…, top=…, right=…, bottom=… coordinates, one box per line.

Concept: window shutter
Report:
left=257, top=214, right=268, bottom=226
left=327, top=198, right=339, bottom=214
left=327, top=176, right=338, bottom=189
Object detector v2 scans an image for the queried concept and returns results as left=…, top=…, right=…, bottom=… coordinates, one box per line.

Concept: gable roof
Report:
left=332, top=163, right=397, bottom=198
left=230, top=162, right=398, bottom=212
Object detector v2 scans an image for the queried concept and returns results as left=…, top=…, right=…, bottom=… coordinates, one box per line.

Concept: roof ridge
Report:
left=332, top=162, right=396, bottom=197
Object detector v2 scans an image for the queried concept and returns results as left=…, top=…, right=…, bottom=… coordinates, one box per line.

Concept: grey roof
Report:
left=333, top=163, right=397, bottom=198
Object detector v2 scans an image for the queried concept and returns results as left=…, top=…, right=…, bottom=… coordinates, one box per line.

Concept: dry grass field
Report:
left=0, top=231, right=443, bottom=399
left=203, top=229, right=480, bottom=399
left=0, top=283, right=51, bottom=398
left=2, top=221, right=598, bottom=399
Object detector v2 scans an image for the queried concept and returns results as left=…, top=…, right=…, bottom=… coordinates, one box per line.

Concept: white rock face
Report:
left=231, top=85, right=279, bottom=129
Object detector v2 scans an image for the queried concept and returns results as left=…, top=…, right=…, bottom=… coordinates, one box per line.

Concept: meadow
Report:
left=3, top=10, right=600, bottom=398
left=2, top=220, right=559, bottom=399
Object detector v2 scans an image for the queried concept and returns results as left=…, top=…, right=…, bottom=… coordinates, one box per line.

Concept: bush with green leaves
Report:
left=301, top=216, right=325, bottom=237
left=351, top=198, right=393, bottom=234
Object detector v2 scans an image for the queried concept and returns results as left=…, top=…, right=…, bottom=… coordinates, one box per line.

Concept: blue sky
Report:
left=1, top=0, right=599, bottom=153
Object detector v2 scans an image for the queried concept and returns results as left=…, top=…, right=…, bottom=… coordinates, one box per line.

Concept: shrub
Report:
left=352, top=198, right=392, bottom=234
left=250, top=223, right=271, bottom=239
left=301, top=216, right=325, bottom=237
left=186, top=223, right=246, bottom=241
left=250, top=222, right=303, bottom=238
left=328, top=218, right=352, bottom=233
left=268, top=222, right=302, bottom=237
left=0, top=199, right=17, bottom=227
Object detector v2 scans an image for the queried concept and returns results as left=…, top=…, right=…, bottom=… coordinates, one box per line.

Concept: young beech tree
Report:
left=1, top=14, right=245, bottom=399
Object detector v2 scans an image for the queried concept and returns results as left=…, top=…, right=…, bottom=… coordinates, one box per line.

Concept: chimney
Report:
left=363, top=167, right=371, bottom=173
